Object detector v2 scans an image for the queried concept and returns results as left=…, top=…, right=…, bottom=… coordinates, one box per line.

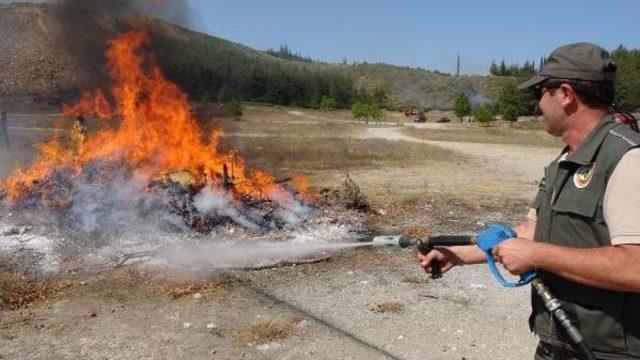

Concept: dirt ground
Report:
left=0, top=105, right=561, bottom=360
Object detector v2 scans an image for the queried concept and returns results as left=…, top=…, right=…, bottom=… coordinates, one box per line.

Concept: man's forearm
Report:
left=532, top=242, right=640, bottom=292
left=453, top=218, right=535, bottom=266
left=453, top=245, right=487, bottom=265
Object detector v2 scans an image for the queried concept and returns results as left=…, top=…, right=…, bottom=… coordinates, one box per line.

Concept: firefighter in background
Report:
left=72, top=115, right=87, bottom=154
left=0, top=110, right=10, bottom=150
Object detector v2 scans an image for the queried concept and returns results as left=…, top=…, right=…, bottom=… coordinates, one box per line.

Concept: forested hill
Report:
left=0, top=2, right=492, bottom=110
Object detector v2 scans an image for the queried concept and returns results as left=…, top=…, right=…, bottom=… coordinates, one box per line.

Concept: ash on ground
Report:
left=0, top=205, right=367, bottom=276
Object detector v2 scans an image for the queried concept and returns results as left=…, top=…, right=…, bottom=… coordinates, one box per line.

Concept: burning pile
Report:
left=1, top=30, right=315, bottom=234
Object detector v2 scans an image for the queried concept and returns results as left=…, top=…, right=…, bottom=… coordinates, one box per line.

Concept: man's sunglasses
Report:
left=532, top=82, right=563, bottom=100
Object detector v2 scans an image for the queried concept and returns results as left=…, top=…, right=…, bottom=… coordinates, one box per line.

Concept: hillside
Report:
left=350, top=63, right=491, bottom=109
left=0, top=2, right=493, bottom=109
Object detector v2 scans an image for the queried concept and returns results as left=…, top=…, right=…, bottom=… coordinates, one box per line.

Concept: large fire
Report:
left=2, top=30, right=311, bottom=208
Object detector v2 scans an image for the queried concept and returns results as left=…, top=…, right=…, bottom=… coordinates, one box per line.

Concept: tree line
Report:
left=489, top=59, right=540, bottom=78
left=265, top=44, right=315, bottom=63
left=152, top=33, right=388, bottom=111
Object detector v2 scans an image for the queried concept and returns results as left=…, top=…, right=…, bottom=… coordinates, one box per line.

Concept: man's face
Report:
left=537, top=84, right=566, bottom=137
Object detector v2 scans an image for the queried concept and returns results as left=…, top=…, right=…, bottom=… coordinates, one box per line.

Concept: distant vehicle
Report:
left=437, top=116, right=450, bottom=123
left=403, top=107, right=426, bottom=123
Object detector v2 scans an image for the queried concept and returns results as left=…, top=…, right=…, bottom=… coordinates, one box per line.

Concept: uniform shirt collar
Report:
left=564, top=115, right=616, bottom=166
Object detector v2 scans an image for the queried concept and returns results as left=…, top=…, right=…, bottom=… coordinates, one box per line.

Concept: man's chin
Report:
left=542, top=120, right=560, bottom=137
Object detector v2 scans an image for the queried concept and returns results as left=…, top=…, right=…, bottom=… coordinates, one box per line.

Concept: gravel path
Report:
left=364, top=126, right=559, bottom=186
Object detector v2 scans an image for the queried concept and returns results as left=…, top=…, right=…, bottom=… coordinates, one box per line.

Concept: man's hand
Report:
left=418, top=248, right=461, bottom=276
left=492, top=238, right=540, bottom=275
left=418, top=245, right=486, bottom=277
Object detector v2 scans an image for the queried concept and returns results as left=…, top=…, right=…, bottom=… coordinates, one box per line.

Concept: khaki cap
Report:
left=517, top=42, right=616, bottom=90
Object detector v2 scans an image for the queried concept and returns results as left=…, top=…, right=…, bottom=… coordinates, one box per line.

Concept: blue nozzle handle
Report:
left=476, top=223, right=538, bottom=288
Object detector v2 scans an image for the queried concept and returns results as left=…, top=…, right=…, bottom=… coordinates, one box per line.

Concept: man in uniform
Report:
left=73, top=115, right=87, bottom=153
left=0, top=110, right=10, bottom=149
left=419, top=43, right=640, bottom=359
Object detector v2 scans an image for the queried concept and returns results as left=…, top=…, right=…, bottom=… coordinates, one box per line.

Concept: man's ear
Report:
left=559, top=83, right=578, bottom=106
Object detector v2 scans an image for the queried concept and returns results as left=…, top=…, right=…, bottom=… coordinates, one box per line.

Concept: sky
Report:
left=185, top=0, right=640, bottom=75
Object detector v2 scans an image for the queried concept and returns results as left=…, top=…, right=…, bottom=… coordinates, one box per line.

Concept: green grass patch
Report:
left=400, top=127, right=563, bottom=147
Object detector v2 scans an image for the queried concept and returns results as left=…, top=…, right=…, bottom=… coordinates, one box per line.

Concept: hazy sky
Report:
left=186, top=0, right=640, bottom=75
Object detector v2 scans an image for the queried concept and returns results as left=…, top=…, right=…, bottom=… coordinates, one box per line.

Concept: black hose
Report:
left=531, top=279, right=597, bottom=360
left=423, top=235, right=474, bottom=247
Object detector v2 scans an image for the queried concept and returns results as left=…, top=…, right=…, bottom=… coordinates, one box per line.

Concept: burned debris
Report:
left=1, top=159, right=314, bottom=236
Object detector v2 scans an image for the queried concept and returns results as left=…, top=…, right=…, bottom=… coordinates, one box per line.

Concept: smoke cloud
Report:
left=52, top=0, right=201, bottom=89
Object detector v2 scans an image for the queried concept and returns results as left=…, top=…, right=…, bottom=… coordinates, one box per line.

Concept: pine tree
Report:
left=452, top=92, right=472, bottom=121
left=489, top=61, right=499, bottom=76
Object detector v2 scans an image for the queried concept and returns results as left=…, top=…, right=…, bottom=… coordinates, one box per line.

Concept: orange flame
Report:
left=2, top=30, right=313, bottom=203
left=62, top=90, right=113, bottom=119
left=292, top=173, right=316, bottom=202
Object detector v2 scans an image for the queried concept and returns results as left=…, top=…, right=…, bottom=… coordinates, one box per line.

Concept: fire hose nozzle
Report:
left=371, top=235, right=414, bottom=248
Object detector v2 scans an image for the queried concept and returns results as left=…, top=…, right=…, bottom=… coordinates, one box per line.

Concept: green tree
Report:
left=612, top=45, right=640, bottom=111
left=452, top=92, right=472, bottom=121
left=351, top=102, right=367, bottom=123
left=489, top=61, right=499, bottom=76
left=372, top=87, right=388, bottom=109
left=366, top=103, right=383, bottom=122
left=502, top=104, right=520, bottom=126
left=474, top=104, right=495, bottom=127
left=217, top=85, right=236, bottom=103
left=319, top=95, right=338, bottom=112
left=499, top=60, right=507, bottom=76
left=228, top=99, right=243, bottom=121
left=496, top=80, right=536, bottom=117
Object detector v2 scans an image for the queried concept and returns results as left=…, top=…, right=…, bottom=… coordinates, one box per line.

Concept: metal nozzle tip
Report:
left=371, top=235, right=403, bottom=247
left=371, top=235, right=414, bottom=248
left=398, top=237, right=414, bottom=248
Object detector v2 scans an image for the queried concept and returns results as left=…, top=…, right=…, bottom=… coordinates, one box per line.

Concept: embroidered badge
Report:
left=573, top=164, right=595, bottom=189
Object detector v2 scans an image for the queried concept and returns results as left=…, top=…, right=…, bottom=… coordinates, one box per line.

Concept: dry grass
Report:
left=401, top=274, right=423, bottom=284
left=400, top=126, right=563, bottom=147
left=217, top=119, right=361, bottom=137
left=220, top=136, right=460, bottom=172
left=233, top=315, right=304, bottom=345
left=372, top=301, right=405, bottom=314
left=0, top=271, right=51, bottom=310
left=155, top=276, right=235, bottom=300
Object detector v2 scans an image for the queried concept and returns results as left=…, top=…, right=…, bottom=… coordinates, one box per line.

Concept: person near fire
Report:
left=419, top=43, right=640, bottom=359
left=0, top=110, right=10, bottom=150
left=72, top=114, right=87, bottom=152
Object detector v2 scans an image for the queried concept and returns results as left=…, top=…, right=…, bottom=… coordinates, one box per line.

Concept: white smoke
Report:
left=270, top=189, right=314, bottom=226
left=193, top=188, right=259, bottom=231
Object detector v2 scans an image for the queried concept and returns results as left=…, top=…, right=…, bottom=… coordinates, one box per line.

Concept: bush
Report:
left=474, top=104, right=495, bottom=126
left=228, top=99, right=243, bottom=121
left=502, top=104, right=520, bottom=125
left=319, top=95, right=338, bottom=112
left=351, top=102, right=382, bottom=123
